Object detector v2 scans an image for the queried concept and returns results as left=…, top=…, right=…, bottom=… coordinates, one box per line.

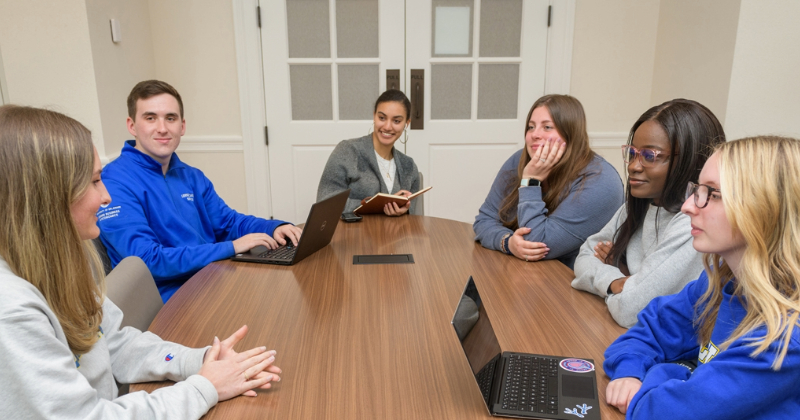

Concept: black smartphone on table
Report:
left=341, top=212, right=363, bottom=222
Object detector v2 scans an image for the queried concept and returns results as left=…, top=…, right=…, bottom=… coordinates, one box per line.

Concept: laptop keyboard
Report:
left=254, top=244, right=296, bottom=261
left=475, top=355, right=498, bottom=406
left=501, top=354, right=559, bottom=415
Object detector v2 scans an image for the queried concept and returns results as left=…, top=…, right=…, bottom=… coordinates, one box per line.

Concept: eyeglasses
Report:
left=621, top=145, right=672, bottom=167
left=685, top=182, right=721, bottom=209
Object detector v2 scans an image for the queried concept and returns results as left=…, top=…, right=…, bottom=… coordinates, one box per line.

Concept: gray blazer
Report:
left=317, top=134, right=421, bottom=214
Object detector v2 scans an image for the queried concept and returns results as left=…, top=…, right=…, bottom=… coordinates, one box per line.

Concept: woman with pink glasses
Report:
left=572, top=99, right=725, bottom=327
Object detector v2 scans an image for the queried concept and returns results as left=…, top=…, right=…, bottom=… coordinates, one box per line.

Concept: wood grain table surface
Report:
left=132, top=215, right=626, bottom=419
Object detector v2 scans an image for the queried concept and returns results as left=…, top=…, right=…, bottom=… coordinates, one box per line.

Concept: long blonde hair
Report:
left=499, top=95, right=595, bottom=229
left=696, top=136, right=800, bottom=369
left=0, top=105, right=105, bottom=354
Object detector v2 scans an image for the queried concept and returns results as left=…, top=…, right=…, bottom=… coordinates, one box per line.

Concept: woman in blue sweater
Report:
left=473, top=94, right=624, bottom=268
left=604, top=136, right=800, bottom=419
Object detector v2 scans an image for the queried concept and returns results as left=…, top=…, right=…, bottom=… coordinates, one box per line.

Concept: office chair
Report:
left=104, top=256, right=163, bottom=395
left=104, top=256, right=163, bottom=332
left=417, top=172, right=425, bottom=215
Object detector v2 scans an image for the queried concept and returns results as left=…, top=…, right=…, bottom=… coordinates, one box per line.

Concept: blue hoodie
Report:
left=604, top=271, right=800, bottom=419
left=98, top=141, right=287, bottom=302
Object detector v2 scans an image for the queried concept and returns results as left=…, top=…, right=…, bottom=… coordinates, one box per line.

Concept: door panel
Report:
left=261, top=0, right=548, bottom=223
left=261, top=0, right=404, bottom=222
left=406, top=0, right=549, bottom=222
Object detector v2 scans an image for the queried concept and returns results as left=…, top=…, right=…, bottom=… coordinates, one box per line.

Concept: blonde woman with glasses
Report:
left=604, top=136, right=800, bottom=418
left=572, top=99, right=725, bottom=327
left=0, top=105, right=281, bottom=419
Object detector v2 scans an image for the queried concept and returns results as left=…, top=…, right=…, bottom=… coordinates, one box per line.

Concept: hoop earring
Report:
left=399, top=126, right=410, bottom=154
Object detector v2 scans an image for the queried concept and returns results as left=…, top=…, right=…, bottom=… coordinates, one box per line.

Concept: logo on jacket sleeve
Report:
left=181, top=193, right=194, bottom=202
left=165, top=353, right=174, bottom=362
left=698, top=341, right=720, bottom=364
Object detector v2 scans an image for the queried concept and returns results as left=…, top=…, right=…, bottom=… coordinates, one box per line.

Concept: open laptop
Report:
left=231, top=189, right=349, bottom=265
left=451, top=277, right=600, bottom=420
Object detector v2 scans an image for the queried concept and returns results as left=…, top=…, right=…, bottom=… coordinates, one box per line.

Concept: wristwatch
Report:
left=520, top=178, right=541, bottom=187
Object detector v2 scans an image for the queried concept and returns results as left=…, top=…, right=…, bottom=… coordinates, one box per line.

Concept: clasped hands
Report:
left=199, top=325, right=281, bottom=401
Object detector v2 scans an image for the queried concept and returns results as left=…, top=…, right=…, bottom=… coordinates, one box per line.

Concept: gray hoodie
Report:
left=572, top=204, right=705, bottom=328
left=0, top=257, right=217, bottom=419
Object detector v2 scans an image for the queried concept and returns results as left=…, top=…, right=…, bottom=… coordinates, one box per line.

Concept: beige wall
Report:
left=570, top=0, right=661, bottom=133
left=179, top=151, right=249, bottom=212
left=0, top=0, right=106, bottom=154
left=85, top=0, right=157, bottom=157
left=148, top=0, right=243, bottom=136
left=650, top=0, right=740, bottom=124
left=724, top=0, right=800, bottom=140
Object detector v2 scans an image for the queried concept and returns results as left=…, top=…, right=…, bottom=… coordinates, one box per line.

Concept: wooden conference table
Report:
left=133, top=215, right=626, bottom=419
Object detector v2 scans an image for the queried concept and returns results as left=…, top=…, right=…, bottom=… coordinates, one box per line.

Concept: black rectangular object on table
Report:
left=352, top=254, right=415, bottom=265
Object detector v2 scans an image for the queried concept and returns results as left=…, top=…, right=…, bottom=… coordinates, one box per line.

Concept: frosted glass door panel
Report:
left=290, top=65, right=333, bottom=120
left=338, top=65, right=379, bottom=120
left=477, top=64, right=520, bottom=119
left=431, top=64, right=472, bottom=119
left=287, top=0, right=331, bottom=58
left=479, top=0, right=522, bottom=57
left=336, top=0, right=379, bottom=58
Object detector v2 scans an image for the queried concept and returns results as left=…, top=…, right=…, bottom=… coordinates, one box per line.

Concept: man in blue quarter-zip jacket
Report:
left=98, top=80, right=302, bottom=302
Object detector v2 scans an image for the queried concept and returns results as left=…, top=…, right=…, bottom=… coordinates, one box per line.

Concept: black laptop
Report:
left=231, top=189, right=349, bottom=265
left=451, top=277, right=600, bottom=420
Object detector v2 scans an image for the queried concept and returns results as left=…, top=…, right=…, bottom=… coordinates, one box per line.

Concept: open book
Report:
left=353, top=186, right=433, bottom=215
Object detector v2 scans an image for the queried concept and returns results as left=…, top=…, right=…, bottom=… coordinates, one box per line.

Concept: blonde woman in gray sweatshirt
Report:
left=572, top=99, right=725, bottom=328
left=0, top=106, right=281, bottom=419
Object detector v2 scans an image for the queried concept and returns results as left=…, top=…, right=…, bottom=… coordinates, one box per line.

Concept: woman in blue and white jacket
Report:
left=604, top=136, right=800, bottom=419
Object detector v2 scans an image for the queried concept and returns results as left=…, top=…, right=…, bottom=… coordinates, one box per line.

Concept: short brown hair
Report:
left=127, top=80, right=184, bottom=120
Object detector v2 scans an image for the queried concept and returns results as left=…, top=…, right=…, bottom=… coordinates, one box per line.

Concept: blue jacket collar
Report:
left=122, top=140, right=186, bottom=173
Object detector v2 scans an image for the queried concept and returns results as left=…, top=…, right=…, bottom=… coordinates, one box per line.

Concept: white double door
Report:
left=261, top=0, right=550, bottom=223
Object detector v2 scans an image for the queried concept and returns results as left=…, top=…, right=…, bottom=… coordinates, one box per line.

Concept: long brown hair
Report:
left=498, top=95, right=595, bottom=229
left=0, top=105, right=105, bottom=354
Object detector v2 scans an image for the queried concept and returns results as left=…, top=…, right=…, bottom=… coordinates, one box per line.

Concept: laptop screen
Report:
left=452, top=277, right=502, bottom=403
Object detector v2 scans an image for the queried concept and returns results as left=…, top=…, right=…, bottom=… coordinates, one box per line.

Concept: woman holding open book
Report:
left=317, top=89, right=421, bottom=216
left=473, top=94, right=624, bottom=268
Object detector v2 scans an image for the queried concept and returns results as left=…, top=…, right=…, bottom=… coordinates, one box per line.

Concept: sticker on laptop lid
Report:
left=559, top=358, right=594, bottom=373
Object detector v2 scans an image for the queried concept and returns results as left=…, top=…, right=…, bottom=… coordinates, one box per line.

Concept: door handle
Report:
left=410, top=69, right=424, bottom=130
left=386, top=69, right=400, bottom=91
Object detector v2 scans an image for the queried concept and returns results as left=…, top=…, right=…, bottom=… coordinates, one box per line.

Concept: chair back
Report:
left=416, top=172, right=425, bottom=215
left=104, top=256, right=163, bottom=331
